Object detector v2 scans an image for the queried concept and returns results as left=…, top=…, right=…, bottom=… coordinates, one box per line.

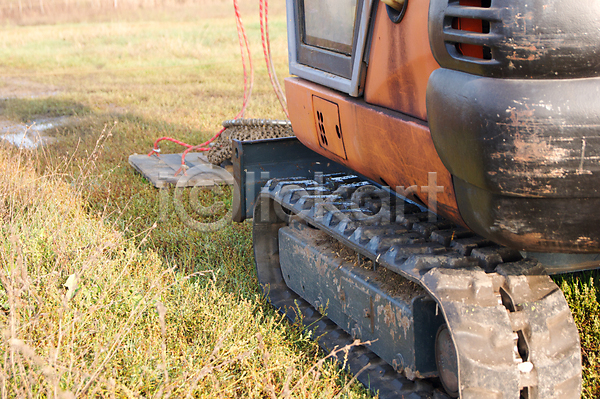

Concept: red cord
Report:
left=147, top=137, right=193, bottom=156
left=179, top=126, right=226, bottom=165
left=232, top=0, right=252, bottom=118
left=149, top=0, right=290, bottom=175
left=177, top=0, right=254, bottom=167
left=148, top=0, right=254, bottom=173
left=260, top=0, right=289, bottom=119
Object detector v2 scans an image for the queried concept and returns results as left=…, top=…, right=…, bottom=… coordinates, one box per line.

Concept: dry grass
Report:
left=0, top=145, right=373, bottom=397
left=0, top=0, right=280, bottom=26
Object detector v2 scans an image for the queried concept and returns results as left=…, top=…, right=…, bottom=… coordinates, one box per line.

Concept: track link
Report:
left=253, top=173, right=581, bottom=399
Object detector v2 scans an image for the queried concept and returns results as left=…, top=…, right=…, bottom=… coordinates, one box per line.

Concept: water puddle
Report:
left=0, top=77, right=71, bottom=149
left=0, top=116, right=76, bottom=149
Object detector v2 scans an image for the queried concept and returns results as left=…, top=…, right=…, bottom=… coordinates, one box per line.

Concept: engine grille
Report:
left=443, top=0, right=500, bottom=63
left=428, top=0, right=600, bottom=78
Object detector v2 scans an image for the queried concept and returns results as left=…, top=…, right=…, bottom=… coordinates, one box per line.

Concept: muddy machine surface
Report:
left=233, top=1, right=600, bottom=397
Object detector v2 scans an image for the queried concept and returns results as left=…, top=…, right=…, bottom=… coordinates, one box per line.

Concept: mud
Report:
left=328, top=238, right=426, bottom=301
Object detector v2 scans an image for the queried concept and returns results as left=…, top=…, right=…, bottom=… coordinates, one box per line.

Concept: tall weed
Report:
left=0, top=147, right=372, bottom=397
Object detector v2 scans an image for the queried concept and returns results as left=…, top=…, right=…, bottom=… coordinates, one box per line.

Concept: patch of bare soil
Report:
left=0, top=77, right=61, bottom=100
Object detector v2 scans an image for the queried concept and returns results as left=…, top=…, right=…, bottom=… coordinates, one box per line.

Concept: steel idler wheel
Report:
left=435, top=324, right=459, bottom=398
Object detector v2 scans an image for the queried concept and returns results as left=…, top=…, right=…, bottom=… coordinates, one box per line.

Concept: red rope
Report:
left=233, top=0, right=253, bottom=118
left=260, top=0, right=289, bottom=119
left=264, top=0, right=287, bottom=114
left=176, top=0, right=254, bottom=168
left=147, top=137, right=193, bottom=156
left=149, top=0, right=254, bottom=173
left=149, top=0, right=288, bottom=176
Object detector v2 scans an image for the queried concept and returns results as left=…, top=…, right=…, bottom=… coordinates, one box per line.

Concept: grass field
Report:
left=0, top=2, right=598, bottom=398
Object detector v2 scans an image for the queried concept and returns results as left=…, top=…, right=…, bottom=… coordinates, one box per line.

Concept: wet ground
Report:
left=0, top=78, right=73, bottom=149
left=0, top=116, right=76, bottom=149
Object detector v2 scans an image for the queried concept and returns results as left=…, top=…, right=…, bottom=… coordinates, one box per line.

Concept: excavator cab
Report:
left=287, top=0, right=372, bottom=97
left=233, top=0, right=600, bottom=397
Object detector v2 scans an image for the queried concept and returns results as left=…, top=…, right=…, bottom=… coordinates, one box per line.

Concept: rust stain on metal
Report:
left=513, top=230, right=599, bottom=251
left=314, top=253, right=329, bottom=276
left=575, top=236, right=598, bottom=246
left=403, top=366, right=427, bottom=381
left=496, top=166, right=568, bottom=181
left=502, top=104, right=570, bottom=166
left=492, top=219, right=533, bottom=236
left=505, top=7, right=566, bottom=62
left=502, top=231, right=552, bottom=250
left=396, top=307, right=410, bottom=340
left=377, top=302, right=397, bottom=340
left=380, top=303, right=395, bottom=327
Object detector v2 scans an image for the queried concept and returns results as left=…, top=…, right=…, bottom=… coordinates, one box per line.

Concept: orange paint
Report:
left=364, top=0, right=439, bottom=121
left=453, top=0, right=486, bottom=59
left=286, top=77, right=465, bottom=226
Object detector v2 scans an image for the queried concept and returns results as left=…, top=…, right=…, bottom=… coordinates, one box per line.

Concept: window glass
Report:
left=303, top=0, right=358, bottom=55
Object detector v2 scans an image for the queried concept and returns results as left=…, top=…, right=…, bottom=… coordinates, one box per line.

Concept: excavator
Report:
left=229, top=0, right=600, bottom=397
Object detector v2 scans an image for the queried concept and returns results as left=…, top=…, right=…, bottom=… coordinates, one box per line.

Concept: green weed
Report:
left=0, top=144, right=373, bottom=397
left=0, top=3, right=374, bottom=397
left=556, top=272, right=600, bottom=399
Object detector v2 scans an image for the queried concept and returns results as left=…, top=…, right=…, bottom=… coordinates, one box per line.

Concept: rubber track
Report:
left=254, top=174, right=581, bottom=399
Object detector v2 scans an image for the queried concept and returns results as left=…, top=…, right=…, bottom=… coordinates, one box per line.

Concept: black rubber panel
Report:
left=253, top=173, right=582, bottom=399
left=278, top=222, right=444, bottom=379
left=453, top=176, right=600, bottom=255
left=428, top=0, right=600, bottom=79
left=426, top=68, right=600, bottom=253
left=427, top=69, right=600, bottom=198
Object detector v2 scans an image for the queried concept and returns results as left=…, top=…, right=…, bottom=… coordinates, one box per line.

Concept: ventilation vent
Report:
left=430, top=0, right=600, bottom=78
left=443, top=0, right=500, bottom=63
left=312, top=96, right=347, bottom=160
